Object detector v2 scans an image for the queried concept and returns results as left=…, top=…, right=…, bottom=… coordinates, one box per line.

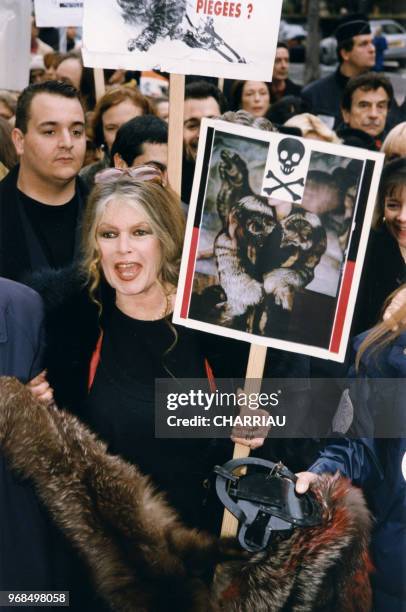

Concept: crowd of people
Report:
left=0, top=10, right=405, bottom=612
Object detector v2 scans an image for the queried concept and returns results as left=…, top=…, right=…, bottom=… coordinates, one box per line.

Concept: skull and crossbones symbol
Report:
left=264, top=138, right=305, bottom=201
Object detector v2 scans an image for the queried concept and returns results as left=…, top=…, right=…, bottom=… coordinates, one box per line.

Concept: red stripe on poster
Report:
left=180, top=227, right=200, bottom=319
left=330, top=260, right=356, bottom=353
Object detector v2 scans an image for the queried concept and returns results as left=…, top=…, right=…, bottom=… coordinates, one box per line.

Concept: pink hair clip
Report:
left=94, top=165, right=164, bottom=185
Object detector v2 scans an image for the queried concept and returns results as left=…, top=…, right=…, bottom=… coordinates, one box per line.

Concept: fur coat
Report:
left=215, top=473, right=373, bottom=611
left=0, top=378, right=372, bottom=611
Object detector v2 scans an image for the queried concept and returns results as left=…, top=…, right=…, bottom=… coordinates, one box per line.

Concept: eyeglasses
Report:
left=94, top=164, right=164, bottom=185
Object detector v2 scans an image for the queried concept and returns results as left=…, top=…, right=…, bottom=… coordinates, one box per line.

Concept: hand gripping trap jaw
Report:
left=214, top=458, right=322, bottom=552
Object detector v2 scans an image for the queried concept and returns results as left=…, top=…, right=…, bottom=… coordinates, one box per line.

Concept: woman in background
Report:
left=353, top=157, right=406, bottom=334
left=79, top=87, right=153, bottom=189
left=230, top=80, right=271, bottom=118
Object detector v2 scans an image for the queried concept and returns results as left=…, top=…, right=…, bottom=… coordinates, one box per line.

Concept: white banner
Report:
left=0, top=0, right=31, bottom=91
left=34, top=0, right=83, bottom=27
left=82, top=0, right=282, bottom=81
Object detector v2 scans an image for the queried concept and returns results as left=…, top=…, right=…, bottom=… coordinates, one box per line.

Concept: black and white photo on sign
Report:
left=173, top=120, right=384, bottom=362
left=82, top=0, right=282, bottom=81
left=34, top=0, right=83, bottom=27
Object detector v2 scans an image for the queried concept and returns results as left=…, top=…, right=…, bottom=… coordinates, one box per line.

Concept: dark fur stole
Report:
left=0, top=378, right=372, bottom=611
left=0, top=378, right=240, bottom=612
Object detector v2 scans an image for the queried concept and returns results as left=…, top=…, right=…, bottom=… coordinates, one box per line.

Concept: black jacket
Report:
left=302, top=68, right=401, bottom=133
left=28, top=266, right=101, bottom=414
left=270, top=78, right=302, bottom=103
left=0, top=165, right=88, bottom=282
left=352, top=225, right=406, bottom=335
left=301, top=68, right=349, bottom=128
left=336, top=125, right=381, bottom=151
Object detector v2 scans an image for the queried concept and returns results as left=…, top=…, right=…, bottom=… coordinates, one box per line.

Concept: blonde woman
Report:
left=33, top=167, right=229, bottom=533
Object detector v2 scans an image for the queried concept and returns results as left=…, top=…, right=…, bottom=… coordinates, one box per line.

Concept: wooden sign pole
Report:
left=93, top=68, right=106, bottom=102
left=167, top=73, right=185, bottom=196
left=220, top=343, right=268, bottom=536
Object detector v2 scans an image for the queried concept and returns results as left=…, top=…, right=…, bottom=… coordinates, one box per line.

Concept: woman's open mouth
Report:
left=115, top=262, right=141, bottom=281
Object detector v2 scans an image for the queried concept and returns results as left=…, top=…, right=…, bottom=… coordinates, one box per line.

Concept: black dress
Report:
left=85, top=306, right=228, bottom=533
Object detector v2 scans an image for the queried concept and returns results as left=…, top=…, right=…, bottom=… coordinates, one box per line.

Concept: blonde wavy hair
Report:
left=81, top=178, right=185, bottom=305
left=284, top=113, right=341, bottom=143
left=356, top=284, right=406, bottom=371
left=381, top=122, right=406, bottom=160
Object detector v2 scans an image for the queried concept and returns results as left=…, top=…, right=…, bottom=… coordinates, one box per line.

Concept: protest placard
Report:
left=173, top=119, right=385, bottom=363
left=34, top=0, right=83, bottom=27
left=82, top=0, right=283, bottom=81
left=0, top=1, right=31, bottom=91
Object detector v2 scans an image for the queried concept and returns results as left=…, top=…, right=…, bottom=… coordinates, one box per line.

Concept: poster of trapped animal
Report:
left=82, top=0, right=282, bottom=81
left=173, top=119, right=384, bottom=362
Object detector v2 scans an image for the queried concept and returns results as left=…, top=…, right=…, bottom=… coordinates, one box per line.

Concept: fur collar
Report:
left=215, top=473, right=372, bottom=611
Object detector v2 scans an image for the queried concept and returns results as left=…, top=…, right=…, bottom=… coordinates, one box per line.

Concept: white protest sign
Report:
left=34, top=0, right=83, bottom=27
left=173, top=119, right=385, bottom=363
left=82, top=0, right=283, bottom=81
left=0, top=0, right=31, bottom=91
